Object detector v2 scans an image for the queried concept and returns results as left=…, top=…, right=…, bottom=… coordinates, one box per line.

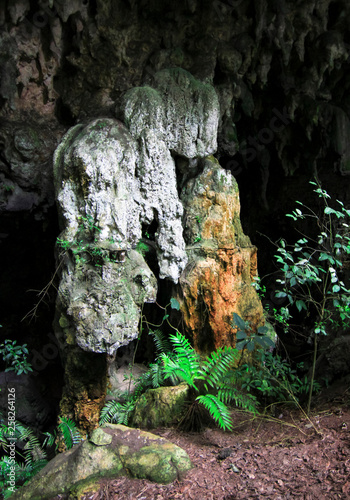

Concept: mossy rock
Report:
left=11, top=424, right=192, bottom=500
left=132, top=383, right=189, bottom=429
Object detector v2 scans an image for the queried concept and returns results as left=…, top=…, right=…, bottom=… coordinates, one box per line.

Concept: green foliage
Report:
left=99, top=328, right=175, bottom=427
left=0, top=411, right=84, bottom=498
left=99, top=400, right=135, bottom=426
left=56, top=417, right=83, bottom=450
left=0, top=340, right=33, bottom=375
left=0, top=411, right=48, bottom=498
left=273, top=180, right=350, bottom=411
left=235, top=351, right=320, bottom=404
left=252, top=277, right=292, bottom=333
left=231, top=313, right=275, bottom=352
left=161, top=330, right=258, bottom=431
left=275, top=180, right=350, bottom=330
left=57, top=215, right=118, bottom=268
left=135, top=240, right=150, bottom=257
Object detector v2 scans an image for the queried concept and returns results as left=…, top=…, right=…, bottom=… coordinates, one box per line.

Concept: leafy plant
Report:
left=99, top=400, right=136, bottom=426
left=99, top=302, right=260, bottom=432
left=160, top=330, right=257, bottom=431
left=235, top=351, right=320, bottom=405
left=57, top=215, right=118, bottom=268
left=0, top=410, right=84, bottom=498
left=99, top=328, right=174, bottom=427
left=0, top=340, right=33, bottom=375
left=0, top=411, right=48, bottom=498
left=232, top=313, right=275, bottom=352
left=273, top=179, right=350, bottom=412
left=56, top=417, right=83, bottom=450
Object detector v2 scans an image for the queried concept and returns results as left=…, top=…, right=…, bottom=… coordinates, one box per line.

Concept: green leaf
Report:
left=247, top=342, right=255, bottom=352
left=258, top=336, right=275, bottom=348
left=295, top=300, right=307, bottom=312
left=236, top=331, right=247, bottom=340
left=236, top=341, right=247, bottom=350
left=232, top=313, right=247, bottom=330
left=196, top=394, right=233, bottom=431
left=170, top=298, right=180, bottom=310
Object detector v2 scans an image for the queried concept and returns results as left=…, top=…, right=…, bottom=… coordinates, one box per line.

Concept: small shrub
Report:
left=273, top=180, right=350, bottom=411
left=0, top=340, right=33, bottom=375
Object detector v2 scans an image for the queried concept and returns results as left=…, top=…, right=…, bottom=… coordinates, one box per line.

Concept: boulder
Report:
left=132, top=383, right=189, bottom=429
left=11, top=424, right=193, bottom=500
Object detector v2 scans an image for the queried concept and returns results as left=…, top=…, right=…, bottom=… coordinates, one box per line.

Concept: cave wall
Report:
left=1, top=0, right=349, bottom=235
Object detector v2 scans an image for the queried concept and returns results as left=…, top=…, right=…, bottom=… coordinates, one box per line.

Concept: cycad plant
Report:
left=160, top=330, right=257, bottom=431
left=99, top=329, right=173, bottom=426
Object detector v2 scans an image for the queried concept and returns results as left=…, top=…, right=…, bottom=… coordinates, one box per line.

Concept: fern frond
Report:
left=166, top=331, right=201, bottom=380
left=218, top=387, right=258, bottom=413
left=42, top=431, right=56, bottom=449
left=57, top=417, right=82, bottom=449
left=160, top=353, right=198, bottom=389
left=149, top=362, right=165, bottom=388
left=169, top=331, right=196, bottom=358
left=149, top=329, right=172, bottom=355
left=99, top=400, right=135, bottom=426
left=27, top=458, right=48, bottom=478
left=196, top=394, right=233, bottom=431
left=202, top=346, right=238, bottom=389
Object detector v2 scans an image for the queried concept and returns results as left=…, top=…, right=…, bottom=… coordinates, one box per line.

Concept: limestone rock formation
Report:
left=179, top=156, right=264, bottom=352
left=53, top=69, right=221, bottom=356
left=11, top=424, right=193, bottom=500
left=121, top=68, right=219, bottom=158
left=54, top=118, right=157, bottom=354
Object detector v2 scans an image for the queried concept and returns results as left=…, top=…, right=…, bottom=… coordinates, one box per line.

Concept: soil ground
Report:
left=81, top=387, right=350, bottom=500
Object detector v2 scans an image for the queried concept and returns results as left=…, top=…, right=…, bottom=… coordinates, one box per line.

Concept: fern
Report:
left=99, top=400, right=135, bottom=426
left=196, top=394, right=233, bottom=431
left=0, top=415, right=49, bottom=498
left=161, top=331, right=201, bottom=387
left=201, top=346, right=238, bottom=390
left=57, top=417, right=82, bottom=449
left=100, top=326, right=258, bottom=431
left=159, top=330, right=258, bottom=430
left=217, top=386, right=257, bottom=413
left=149, top=329, right=172, bottom=356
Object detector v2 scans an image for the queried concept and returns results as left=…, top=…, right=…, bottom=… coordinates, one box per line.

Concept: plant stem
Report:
left=307, top=333, right=318, bottom=414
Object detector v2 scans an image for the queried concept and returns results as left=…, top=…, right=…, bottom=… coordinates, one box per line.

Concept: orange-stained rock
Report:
left=178, top=156, right=264, bottom=352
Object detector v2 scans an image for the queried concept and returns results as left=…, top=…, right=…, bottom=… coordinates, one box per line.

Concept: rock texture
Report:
left=54, top=118, right=157, bottom=354
left=132, top=383, right=190, bottom=429
left=2, top=0, right=349, bottom=216
left=53, top=69, right=221, bottom=357
left=179, top=156, right=264, bottom=352
left=11, top=424, right=193, bottom=500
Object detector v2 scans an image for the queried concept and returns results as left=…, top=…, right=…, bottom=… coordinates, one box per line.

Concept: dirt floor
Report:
left=78, top=387, right=350, bottom=500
